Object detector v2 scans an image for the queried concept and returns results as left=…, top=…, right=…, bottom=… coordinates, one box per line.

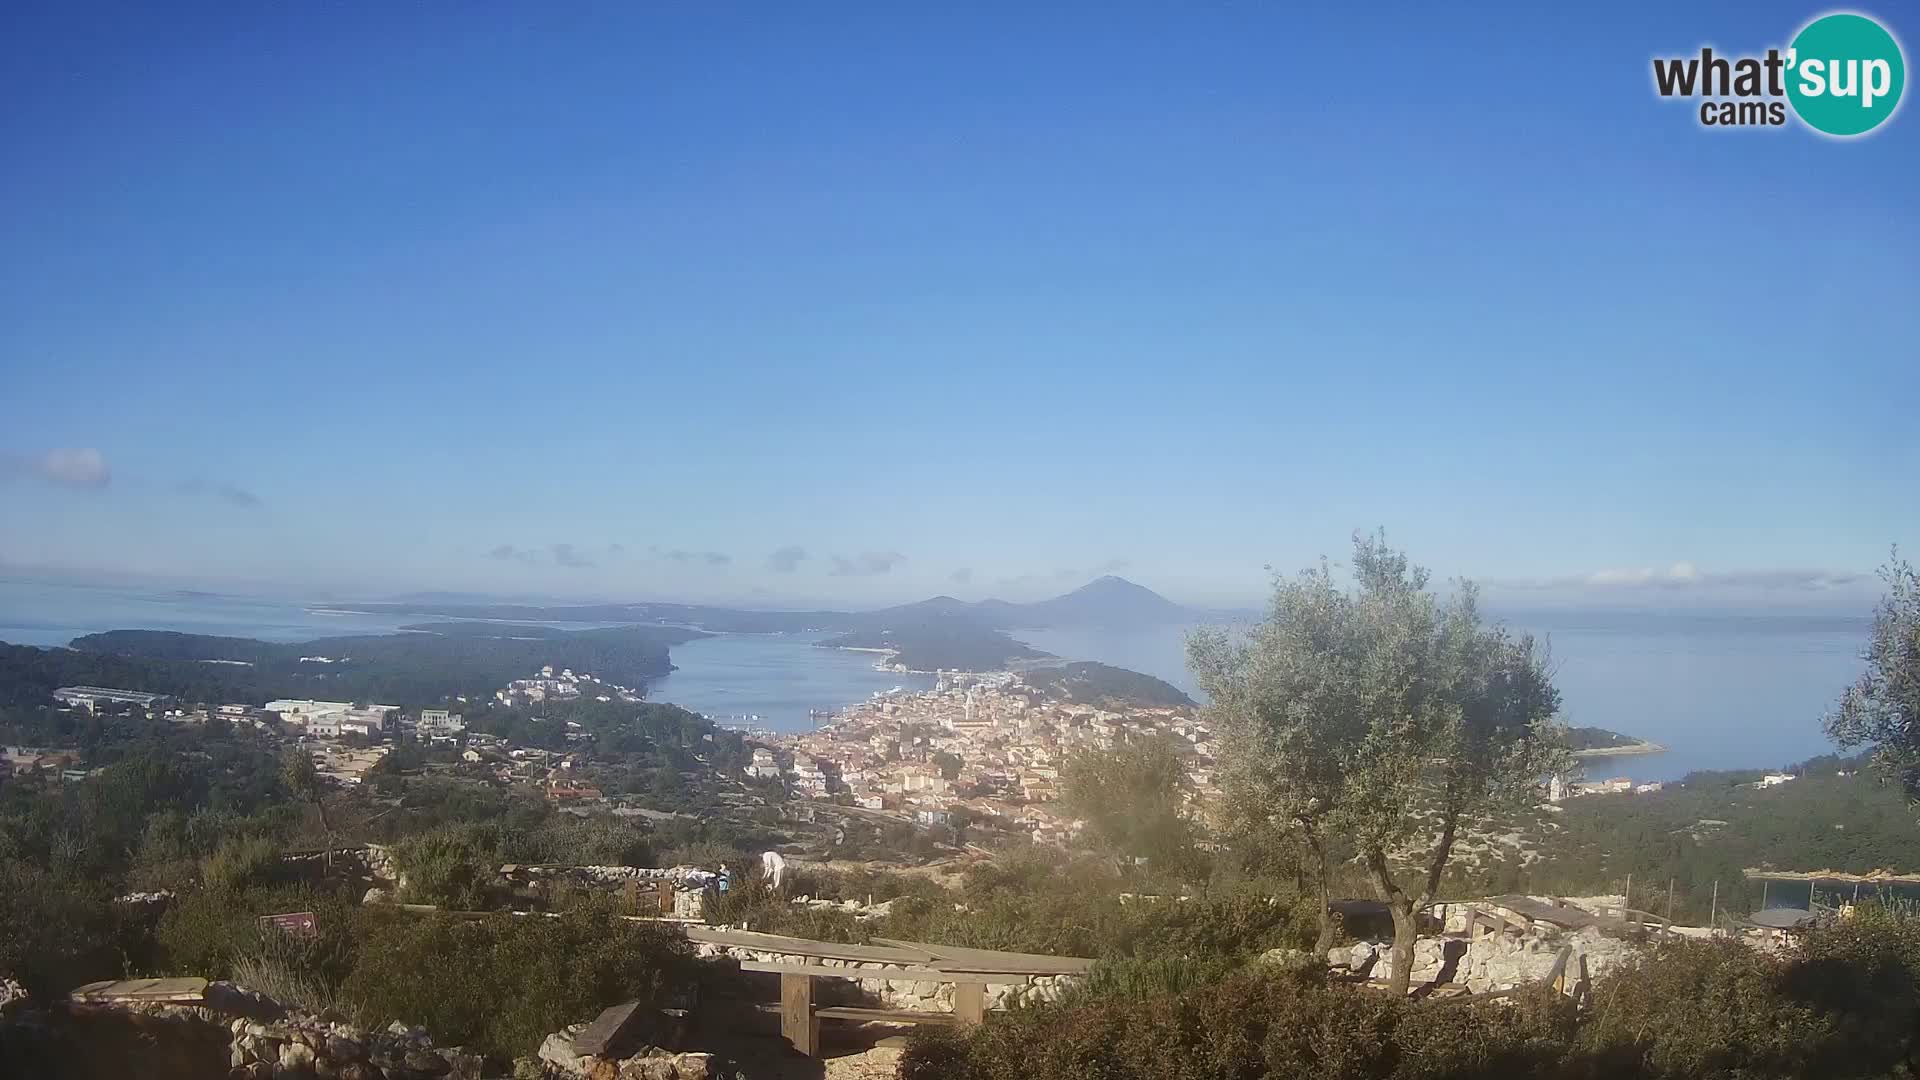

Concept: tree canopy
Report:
left=1825, top=553, right=1920, bottom=800
left=1191, top=533, right=1566, bottom=992
left=1061, top=732, right=1196, bottom=875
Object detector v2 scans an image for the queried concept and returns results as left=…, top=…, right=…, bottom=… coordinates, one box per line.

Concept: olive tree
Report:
left=1193, top=534, right=1566, bottom=993
left=1189, top=561, right=1354, bottom=955
left=1061, top=732, right=1196, bottom=878
left=1825, top=553, right=1920, bottom=798
left=281, top=749, right=335, bottom=867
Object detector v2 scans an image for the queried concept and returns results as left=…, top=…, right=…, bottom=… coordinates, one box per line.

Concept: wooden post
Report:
left=1667, top=878, right=1674, bottom=925
left=658, top=884, right=675, bottom=915
left=1762, top=880, right=1769, bottom=911
left=1710, top=880, right=1718, bottom=935
left=954, top=981, right=985, bottom=1027
left=780, top=973, right=817, bottom=1057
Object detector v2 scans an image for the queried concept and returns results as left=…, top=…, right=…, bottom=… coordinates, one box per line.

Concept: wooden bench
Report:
left=688, top=927, right=1093, bottom=1058
left=741, top=962, right=1020, bottom=1056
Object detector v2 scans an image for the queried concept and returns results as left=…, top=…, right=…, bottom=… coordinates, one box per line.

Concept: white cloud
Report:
left=2, top=447, right=111, bottom=489
left=1507, top=563, right=1866, bottom=593
left=766, top=546, right=808, bottom=573
left=831, top=551, right=905, bottom=577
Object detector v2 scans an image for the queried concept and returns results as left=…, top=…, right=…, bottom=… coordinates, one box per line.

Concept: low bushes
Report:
left=710, top=851, right=1324, bottom=961
left=341, top=908, right=696, bottom=1059
left=150, top=888, right=701, bottom=1063
left=200, top=835, right=286, bottom=893
left=153, top=883, right=354, bottom=982
left=702, top=869, right=875, bottom=944
left=0, top=862, right=122, bottom=1001
left=905, top=917, right=1920, bottom=1080
left=1573, top=935, right=1920, bottom=1079
left=389, top=828, right=495, bottom=908
left=903, top=968, right=1576, bottom=1080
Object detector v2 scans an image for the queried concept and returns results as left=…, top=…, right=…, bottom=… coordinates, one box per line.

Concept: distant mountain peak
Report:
left=1023, top=575, right=1185, bottom=626
left=868, top=574, right=1188, bottom=630
left=1070, top=575, right=1157, bottom=594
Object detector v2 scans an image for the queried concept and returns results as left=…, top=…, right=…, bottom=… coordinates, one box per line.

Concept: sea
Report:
left=0, top=580, right=1871, bottom=783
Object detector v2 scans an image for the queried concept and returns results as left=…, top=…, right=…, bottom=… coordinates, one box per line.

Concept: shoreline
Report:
left=1572, top=740, right=1667, bottom=759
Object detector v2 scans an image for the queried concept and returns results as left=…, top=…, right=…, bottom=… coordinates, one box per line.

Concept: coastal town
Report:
left=10, top=666, right=1221, bottom=848
left=760, top=671, right=1217, bottom=844
left=8, top=659, right=1698, bottom=848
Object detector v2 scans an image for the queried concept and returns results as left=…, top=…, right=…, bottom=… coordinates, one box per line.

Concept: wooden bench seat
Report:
left=814, top=1006, right=960, bottom=1024
left=761, top=970, right=987, bottom=1056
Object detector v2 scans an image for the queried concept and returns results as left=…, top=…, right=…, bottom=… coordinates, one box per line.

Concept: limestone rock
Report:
left=539, top=1030, right=590, bottom=1077
left=1257, top=947, right=1318, bottom=972
left=440, top=1048, right=487, bottom=1079
left=404, top=1047, right=452, bottom=1075
left=276, top=1040, right=316, bottom=1076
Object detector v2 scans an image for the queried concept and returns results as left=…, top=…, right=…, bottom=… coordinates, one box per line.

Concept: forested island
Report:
left=1567, top=725, right=1665, bottom=755
left=356, top=574, right=1196, bottom=635
left=0, top=623, right=702, bottom=708
left=816, top=622, right=1053, bottom=673
left=1019, top=661, right=1193, bottom=707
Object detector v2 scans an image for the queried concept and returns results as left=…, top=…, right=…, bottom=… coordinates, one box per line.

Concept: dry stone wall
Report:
left=690, top=943, right=1079, bottom=1011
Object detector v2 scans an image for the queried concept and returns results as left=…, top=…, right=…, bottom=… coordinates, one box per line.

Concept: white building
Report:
left=791, top=754, right=830, bottom=797
left=261, top=691, right=355, bottom=718
left=417, top=709, right=466, bottom=737
left=54, top=686, right=167, bottom=710
left=743, top=748, right=782, bottom=781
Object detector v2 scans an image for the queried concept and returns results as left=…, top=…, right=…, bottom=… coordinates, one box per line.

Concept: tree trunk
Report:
left=1364, top=846, right=1416, bottom=996
left=1386, top=901, right=1416, bottom=996
left=1303, top=827, right=1336, bottom=956
left=314, top=798, right=335, bottom=871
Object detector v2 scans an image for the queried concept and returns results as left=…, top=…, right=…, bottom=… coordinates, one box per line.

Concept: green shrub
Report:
left=871, top=854, right=1319, bottom=962
left=200, top=835, right=283, bottom=893
left=338, top=909, right=696, bottom=1059
left=0, top=862, right=119, bottom=999
left=701, top=869, right=875, bottom=944
left=391, top=828, right=494, bottom=909
left=1047, top=953, right=1247, bottom=1008
left=152, top=887, right=260, bottom=978
left=153, top=884, right=354, bottom=982
left=902, top=969, right=1576, bottom=1080
left=1578, top=935, right=1915, bottom=1079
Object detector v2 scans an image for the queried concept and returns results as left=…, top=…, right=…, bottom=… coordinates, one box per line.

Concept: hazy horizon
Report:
left=0, top=565, right=1888, bottom=623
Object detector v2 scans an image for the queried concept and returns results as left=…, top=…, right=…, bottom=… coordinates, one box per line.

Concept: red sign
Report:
left=259, top=912, right=317, bottom=937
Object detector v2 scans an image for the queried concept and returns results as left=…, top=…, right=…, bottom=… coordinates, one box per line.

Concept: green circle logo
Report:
left=1786, top=13, right=1906, bottom=136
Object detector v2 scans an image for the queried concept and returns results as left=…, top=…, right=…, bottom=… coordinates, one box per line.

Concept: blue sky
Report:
left=1, top=1, right=1915, bottom=611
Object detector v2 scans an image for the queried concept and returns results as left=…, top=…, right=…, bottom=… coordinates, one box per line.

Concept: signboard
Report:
left=258, top=911, right=318, bottom=937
